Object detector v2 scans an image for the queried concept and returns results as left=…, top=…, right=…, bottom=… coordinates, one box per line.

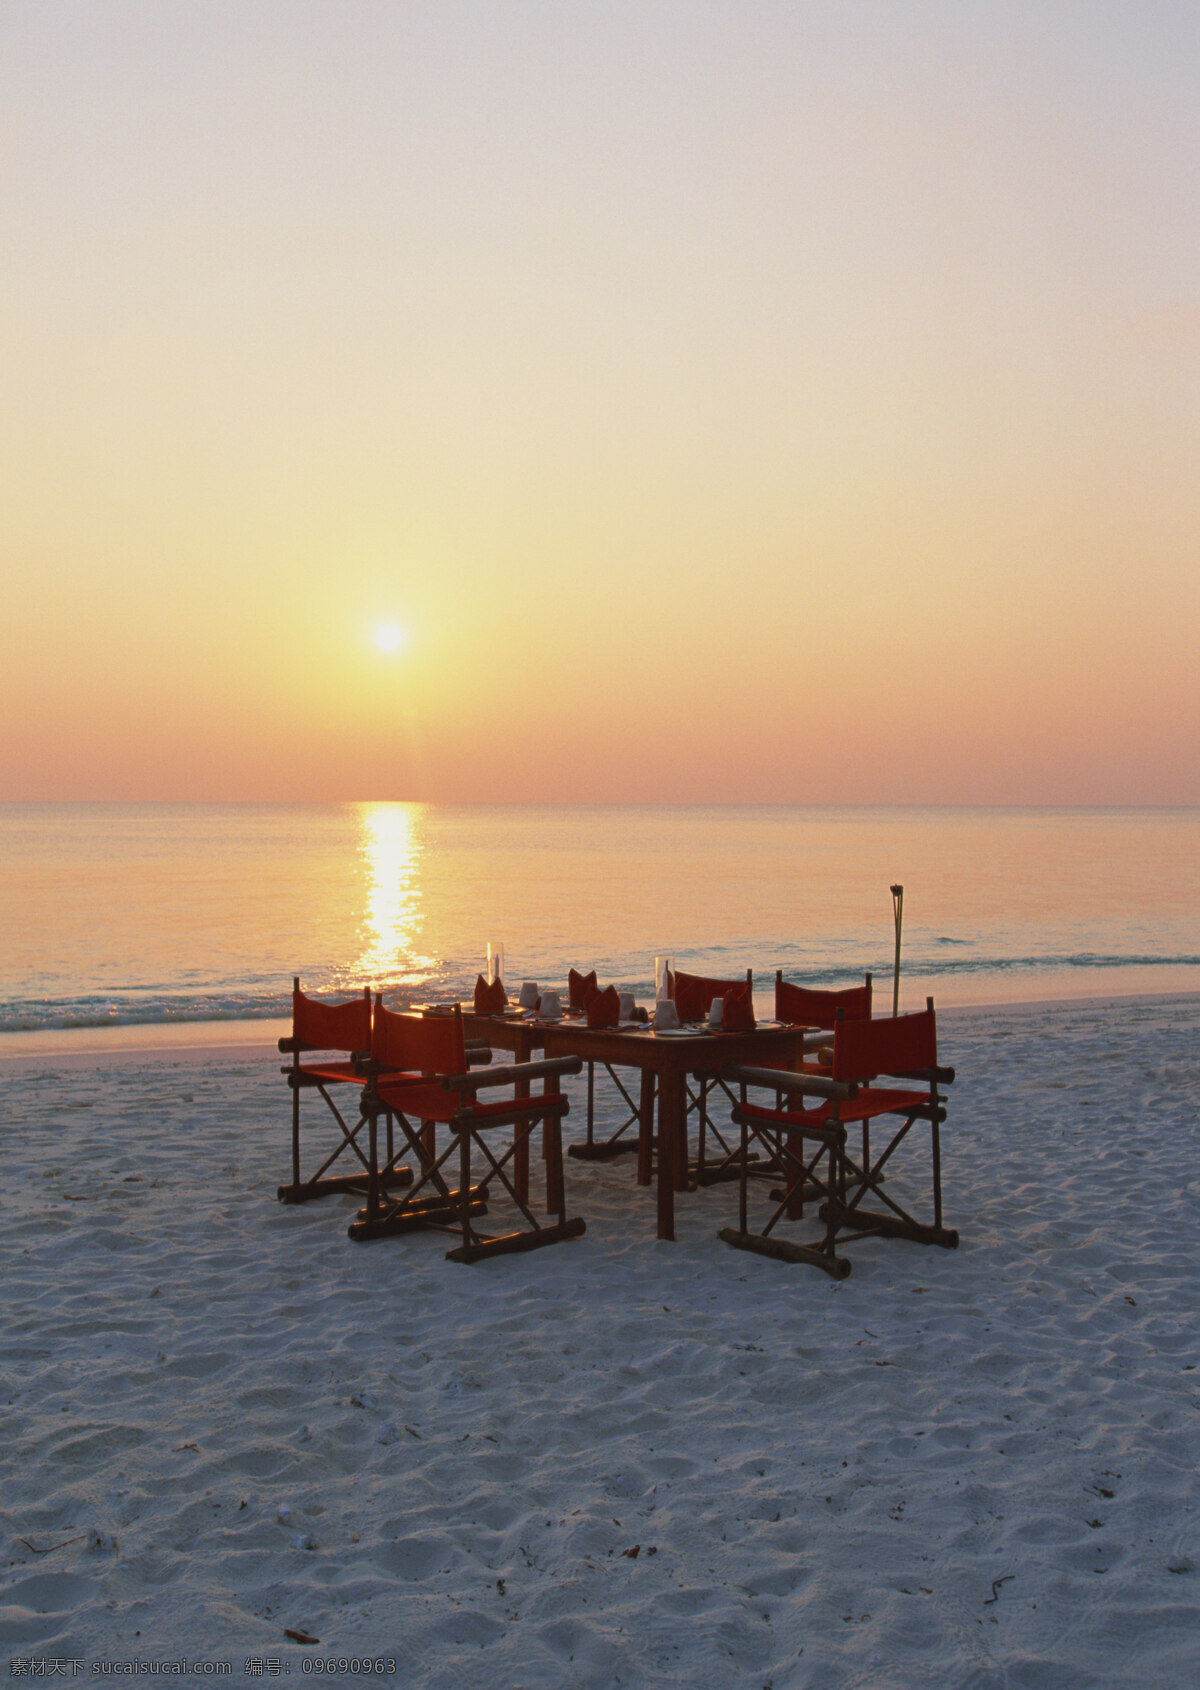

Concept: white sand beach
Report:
left=1, top=995, right=1198, bottom=1688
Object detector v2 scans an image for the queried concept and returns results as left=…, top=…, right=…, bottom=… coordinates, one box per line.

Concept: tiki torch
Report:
left=890, top=884, right=904, bottom=1016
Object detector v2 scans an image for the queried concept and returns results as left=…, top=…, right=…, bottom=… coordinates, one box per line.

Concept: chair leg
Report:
left=348, top=1102, right=486, bottom=1243
left=458, top=1128, right=475, bottom=1256
left=543, top=1121, right=562, bottom=1218
left=513, top=1075, right=530, bottom=1204
left=567, top=1062, right=643, bottom=1162
left=738, top=1106, right=749, bottom=1235
left=364, top=1109, right=379, bottom=1225
left=674, top=1081, right=689, bottom=1191
left=279, top=1077, right=414, bottom=1206
left=291, top=1069, right=302, bottom=1191
left=786, top=1128, right=805, bottom=1219
left=826, top=1111, right=958, bottom=1251
left=544, top=1079, right=565, bottom=1218
left=445, top=1096, right=586, bottom=1264
left=719, top=1106, right=853, bottom=1279
left=822, top=1130, right=846, bottom=1263
left=931, top=1100, right=943, bottom=1230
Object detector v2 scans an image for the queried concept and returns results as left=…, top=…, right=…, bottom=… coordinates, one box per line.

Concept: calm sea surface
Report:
left=0, top=803, right=1197, bottom=1036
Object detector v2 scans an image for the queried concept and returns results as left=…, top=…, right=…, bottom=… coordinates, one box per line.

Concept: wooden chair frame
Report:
left=699, top=1026, right=840, bottom=1168
left=718, top=1001, right=958, bottom=1277
left=562, top=967, right=646, bottom=1165
left=349, top=1005, right=586, bottom=1263
left=719, top=1066, right=857, bottom=1278
left=277, top=980, right=414, bottom=1207
left=688, top=1026, right=844, bottom=1187
left=690, top=1070, right=776, bottom=1185
left=350, top=1086, right=487, bottom=1242
left=822, top=1000, right=957, bottom=1255
left=568, top=1059, right=645, bottom=1163
left=674, top=967, right=754, bottom=1180
left=445, top=1064, right=581, bottom=1263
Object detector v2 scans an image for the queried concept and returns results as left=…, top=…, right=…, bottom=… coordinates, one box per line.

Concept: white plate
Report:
left=653, top=1026, right=710, bottom=1038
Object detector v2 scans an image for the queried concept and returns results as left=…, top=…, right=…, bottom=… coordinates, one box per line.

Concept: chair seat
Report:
left=295, top=1060, right=362, bottom=1084
left=376, top=1080, right=562, bottom=1124
left=292, top=1062, right=430, bottom=1090
left=362, top=1068, right=429, bottom=1089
left=740, top=1087, right=929, bottom=1129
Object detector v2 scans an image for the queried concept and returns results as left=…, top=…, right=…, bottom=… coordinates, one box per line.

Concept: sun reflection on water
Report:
left=351, top=802, right=436, bottom=990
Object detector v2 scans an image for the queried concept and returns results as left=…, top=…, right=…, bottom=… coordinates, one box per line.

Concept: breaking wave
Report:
left=3, top=951, right=1199, bottom=1034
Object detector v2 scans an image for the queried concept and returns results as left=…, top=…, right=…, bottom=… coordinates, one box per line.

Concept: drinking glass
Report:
left=653, top=955, right=673, bottom=1002
left=486, top=940, right=504, bottom=985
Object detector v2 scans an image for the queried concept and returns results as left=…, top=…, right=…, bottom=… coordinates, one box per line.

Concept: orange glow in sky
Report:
left=1, top=3, right=1197, bottom=803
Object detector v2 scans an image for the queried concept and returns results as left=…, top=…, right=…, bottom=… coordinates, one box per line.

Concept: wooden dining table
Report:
left=419, top=1004, right=816, bottom=1240
left=540, top=1020, right=808, bottom=1241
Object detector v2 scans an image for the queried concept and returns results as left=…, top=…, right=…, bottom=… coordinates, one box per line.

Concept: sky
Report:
left=2, top=0, right=1198, bottom=803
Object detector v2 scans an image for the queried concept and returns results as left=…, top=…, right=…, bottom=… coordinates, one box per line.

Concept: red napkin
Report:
left=721, top=980, right=756, bottom=1032
left=586, top=985, right=620, bottom=1028
left=568, top=968, right=598, bottom=1009
left=473, top=974, right=506, bottom=1014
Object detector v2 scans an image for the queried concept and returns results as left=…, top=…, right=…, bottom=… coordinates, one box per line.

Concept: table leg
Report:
left=637, top=1070, right=655, bottom=1187
left=514, top=1079, right=530, bottom=1206
left=656, top=1068, right=686, bottom=1241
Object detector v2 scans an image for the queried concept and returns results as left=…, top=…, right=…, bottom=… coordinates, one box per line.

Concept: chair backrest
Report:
left=775, top=972, right=872, bottom=1029
left=292, top=979, right=371, bottom=1053
left=670, top=968, right=752, bottom=1021
left=371, top=998, right=466, bottom=1076
left=830, top=1002, right=937, bottom=1084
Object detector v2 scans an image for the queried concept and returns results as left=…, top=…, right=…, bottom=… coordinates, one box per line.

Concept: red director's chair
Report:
left=350, top=1000, right=587, bottom=1264
left=719, top=999, right=957, bottom=1279
left=277, top=979, right=413, bottom=1207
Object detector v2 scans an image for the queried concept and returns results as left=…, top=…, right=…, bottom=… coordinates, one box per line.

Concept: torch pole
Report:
left=890, top=884, right=904, bottom=1017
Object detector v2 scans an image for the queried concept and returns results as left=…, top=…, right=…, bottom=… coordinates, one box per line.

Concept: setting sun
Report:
left=373, top=623, right=406, bottom=656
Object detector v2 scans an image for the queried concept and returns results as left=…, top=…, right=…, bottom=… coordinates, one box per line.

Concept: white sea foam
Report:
left=6, top=949, right=1200, bottom=1033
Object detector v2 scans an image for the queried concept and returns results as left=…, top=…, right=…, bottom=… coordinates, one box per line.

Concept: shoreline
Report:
left=0, top=983, right=1197, bottom=1070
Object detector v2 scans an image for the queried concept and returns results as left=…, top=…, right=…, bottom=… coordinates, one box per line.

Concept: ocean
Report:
left=0, top=803, right=1197, bottom=1039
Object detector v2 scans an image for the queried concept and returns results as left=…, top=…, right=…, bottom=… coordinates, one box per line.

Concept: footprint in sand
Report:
left=48, top=1425, right=148, bottom=1466
left=377, top=1535, right=461, bottom=1580
left=0, top=1573, right=95, bottom=1645
left=537, top=1615, right=622, bottom=1671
